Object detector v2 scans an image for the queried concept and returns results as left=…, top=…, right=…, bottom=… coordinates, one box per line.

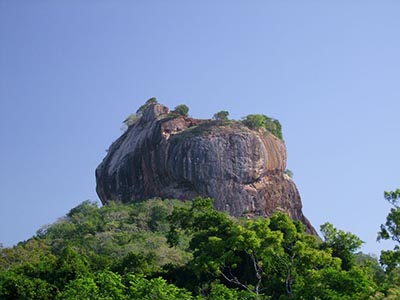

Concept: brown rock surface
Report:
left=96, top=103, right=316, bottom=234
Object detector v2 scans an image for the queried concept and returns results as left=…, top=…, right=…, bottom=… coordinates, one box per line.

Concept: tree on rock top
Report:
left=213, top=110, right=229, bottom=122
left=242, top=114, right=283, bottom=140
left=174, top=104, right=189, bottom=117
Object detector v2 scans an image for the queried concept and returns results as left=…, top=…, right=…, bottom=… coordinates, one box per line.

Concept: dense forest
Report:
left=0, top=192, right=399, bottom=299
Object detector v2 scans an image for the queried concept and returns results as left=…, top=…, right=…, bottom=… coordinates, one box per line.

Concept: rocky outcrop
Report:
left=96, top=104, right=316, bottom=234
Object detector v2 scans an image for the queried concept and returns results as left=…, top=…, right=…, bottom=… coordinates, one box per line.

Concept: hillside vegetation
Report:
left=1, top=196, right=399, bottom=299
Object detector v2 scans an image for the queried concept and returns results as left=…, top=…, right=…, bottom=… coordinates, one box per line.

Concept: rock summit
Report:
left=96, top=103, right=316, bottom=234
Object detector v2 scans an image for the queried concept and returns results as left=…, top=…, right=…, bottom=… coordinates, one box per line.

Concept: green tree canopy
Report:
left=213, top=110, right=229, bottom=121
left=378, top=189, right=400, bottom=273
left=168, top=198, right=376, bottom=299
left=320, top=222, right=363, bottom=270
left=0, top=197, right=392, bottom=299
left=174, top=104, right=189, bottom=117
left=379, top=189, right=400, bottom=245
left=242, top=114, right=283, bottom=140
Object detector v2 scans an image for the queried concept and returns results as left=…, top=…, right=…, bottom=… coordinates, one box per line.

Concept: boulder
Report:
left=96, top=103, right=316, bottom=234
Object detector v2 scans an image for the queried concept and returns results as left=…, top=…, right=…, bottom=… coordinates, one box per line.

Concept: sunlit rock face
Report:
left=96, top=103, right=316, bottom=234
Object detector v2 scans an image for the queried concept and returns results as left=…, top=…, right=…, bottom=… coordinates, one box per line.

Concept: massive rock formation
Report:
left=96, top=103, right=316, bottom=234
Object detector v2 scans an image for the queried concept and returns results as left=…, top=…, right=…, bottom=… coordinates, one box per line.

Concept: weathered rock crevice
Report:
left=96, top=103, right=317, bottom=234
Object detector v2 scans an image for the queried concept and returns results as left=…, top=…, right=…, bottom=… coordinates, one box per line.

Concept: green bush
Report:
left=242, top=114, right=266, bottom=130
left=136, top=97, right=158, bottom=115
left=123, top=113, right=139, bottom=127
left=174, top=104, right=189, bottom=117
left=213, top=110, right=229, bottom=121
left=242, top=114, right=283, bottom=139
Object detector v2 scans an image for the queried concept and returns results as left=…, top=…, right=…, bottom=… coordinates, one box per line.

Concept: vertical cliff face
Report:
left=96, top=104, right=316, bottom=234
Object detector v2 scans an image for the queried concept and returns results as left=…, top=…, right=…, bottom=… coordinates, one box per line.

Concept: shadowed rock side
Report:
left=96, top=104, right=317, bottom=235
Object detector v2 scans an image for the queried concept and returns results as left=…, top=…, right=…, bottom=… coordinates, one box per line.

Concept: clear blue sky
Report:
left=1, top=1, right=399, bottom=255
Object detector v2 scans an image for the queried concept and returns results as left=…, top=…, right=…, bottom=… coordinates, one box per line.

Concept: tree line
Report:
left=0, top=191, right=399, bottom=299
